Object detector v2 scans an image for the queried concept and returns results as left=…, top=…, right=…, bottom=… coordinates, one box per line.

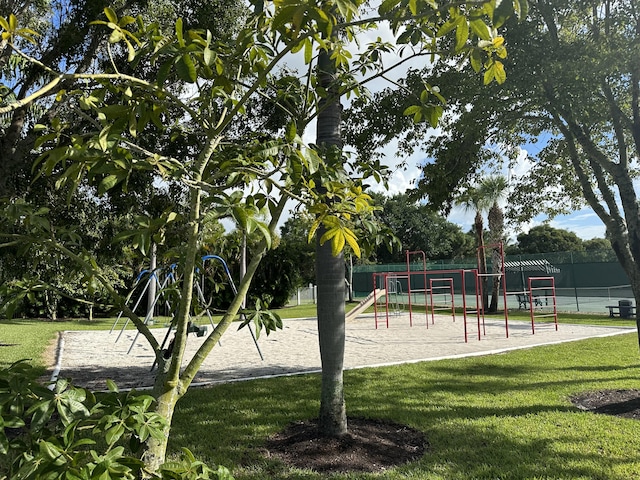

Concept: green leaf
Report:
left=106, top=379, right=119, bottom=393
left=175, top=18, right=185, bottom=47
left=403, top=105, right=421, bottom=116
left=125, top=38, right=136, bottom=62
left=176, top=54, right=197, bottom=83
left=470, top=49, right=483, bottom=72
left=428, top=105, right=443, bottom=128
left=105, top=423, right=126, bottom=446
left=343, top=227, right=361, bottom=258
left=455, top=20, right=469, bottom=51
left=232, top=205, right=249, bottom=230
left=39, top=440, right=66, bottom=466
left=108, top=28, right=123, bottom=43
left=515, top=0, right=529, bottom=20
left=304, top=38, right=312, bottom=64
left=98, top=125, right=110, bottom=151
left=203, top=46, right=214, bottom=66
left=482, top=59, right=507, bottom=85
left=470, top=18, right=491, bottom=41
left=436, top=18, right=458, bottom=38
left=285, top=121, right=297, bottom=142
left=272, top=5, right=298, bottom=30
left=308, top=216, right=323, bottom=244
left=104, top=7, right=118, bottom=24
left=378, top=0, right=401, bottom=15
left=493, top=60, right=507, bottom=84
left=98, top=175, right=121, bottom=195
left=409, top=0, right=417, bottom=15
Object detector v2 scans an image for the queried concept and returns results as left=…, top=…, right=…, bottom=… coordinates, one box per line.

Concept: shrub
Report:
left=0, top=361, right=233, bottom=479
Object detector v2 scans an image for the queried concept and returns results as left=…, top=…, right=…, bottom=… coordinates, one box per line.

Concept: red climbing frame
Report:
left=406, top=251, right=429, bottom=328
left=429, top=277, right=455, bottom=324
left=527, top=276, right=558, bottom=333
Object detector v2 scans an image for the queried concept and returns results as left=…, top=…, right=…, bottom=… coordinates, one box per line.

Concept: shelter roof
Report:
left=503, top=259, right=561, bottom=274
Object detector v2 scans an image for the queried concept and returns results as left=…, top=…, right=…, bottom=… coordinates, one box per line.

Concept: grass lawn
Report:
left=173, top=333, right=640, bottom=479
left=2, top=307, right=640, bottom=478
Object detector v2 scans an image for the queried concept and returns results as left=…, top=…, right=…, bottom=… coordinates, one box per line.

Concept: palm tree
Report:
left=478, top=175, right=509, bottom=313
left=456, top=187, right=489, bottom=309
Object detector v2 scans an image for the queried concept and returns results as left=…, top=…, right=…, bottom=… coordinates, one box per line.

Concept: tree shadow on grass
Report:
left=167, top=367, right=640, bottom=480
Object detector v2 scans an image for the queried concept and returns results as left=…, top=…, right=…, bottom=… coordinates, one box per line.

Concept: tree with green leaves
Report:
left=454, top=185, right=490, bottom=307
left=478, top=175, right=508, bottom=312
left=370, top=192, right=473, bottom=263
left=378, top=0, right=640, bottom=344
left=0, top=0, right=249, bottom=321
left=1, top=0, right=524, bottom=474
left=308, top=0, right=525, bottom=437
left=513, top=225, right=585, bottom=254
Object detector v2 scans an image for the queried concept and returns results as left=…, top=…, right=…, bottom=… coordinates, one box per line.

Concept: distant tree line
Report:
left=1, top=192, right=612, bottom=319
left=506, top=225, right=612, bottom=255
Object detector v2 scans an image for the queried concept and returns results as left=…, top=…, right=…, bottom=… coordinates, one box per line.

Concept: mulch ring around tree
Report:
left=264, top=391, right=640, bottom=475
left=263, top=416, right=427, bottom=474
left=571, top=389, right=640, bottom=420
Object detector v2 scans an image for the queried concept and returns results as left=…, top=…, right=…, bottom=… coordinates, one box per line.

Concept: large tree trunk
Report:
left=314, top=43, right=348, bottom=437
left=316, top=226, right=347, bottom=436
left=610, top=234, right=640, bottom=348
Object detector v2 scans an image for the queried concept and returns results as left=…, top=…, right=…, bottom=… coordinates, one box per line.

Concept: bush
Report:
left=0, top=361, right=233, bottom=479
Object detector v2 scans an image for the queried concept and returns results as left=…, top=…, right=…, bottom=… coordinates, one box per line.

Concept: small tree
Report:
left=0, top=0, right=526, bottom=472
left=478, top=175, right=508, bottom=312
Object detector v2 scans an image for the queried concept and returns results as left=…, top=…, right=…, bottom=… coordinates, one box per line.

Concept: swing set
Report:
left=111, top=255, right=263, bottom=368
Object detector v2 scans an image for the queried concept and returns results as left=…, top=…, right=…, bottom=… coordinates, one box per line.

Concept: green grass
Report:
left=3, top=307, right=640, bottom=478
left=171, top=333, right=640, bottom=479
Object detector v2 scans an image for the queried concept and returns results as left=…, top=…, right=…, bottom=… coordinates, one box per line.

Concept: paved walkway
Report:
left=54, top=314, right=636, bottom=391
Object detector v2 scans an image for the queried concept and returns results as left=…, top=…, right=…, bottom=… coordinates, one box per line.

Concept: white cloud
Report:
left=549, top=211, right=606, bottom=240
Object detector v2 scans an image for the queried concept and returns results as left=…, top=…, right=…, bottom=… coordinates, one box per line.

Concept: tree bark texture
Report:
left=474, top=212, right=489, bottom=310
left=314, top=44, right=348, bottom=437
left=487, top=203, right=504, bottom=313
left=316, top=225, right=347, bottom=437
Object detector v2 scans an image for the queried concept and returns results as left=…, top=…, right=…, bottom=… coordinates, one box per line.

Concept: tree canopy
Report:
left=371, top=192, right=473, bottom=263
left=511, top=225, right=585, bottom=254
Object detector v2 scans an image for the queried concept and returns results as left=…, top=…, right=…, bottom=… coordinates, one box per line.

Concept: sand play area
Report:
left=52, top=313, right=636, bottom=391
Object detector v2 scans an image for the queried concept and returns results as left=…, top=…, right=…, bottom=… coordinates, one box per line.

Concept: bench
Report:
left=516, top=293, right=543, bottom=310
left=606, top=305, right=636, bottom=318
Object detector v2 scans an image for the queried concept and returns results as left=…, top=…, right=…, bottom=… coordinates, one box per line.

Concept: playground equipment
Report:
left=112, top=255, right=264, bottom=369
left=345, top=288, right=385, bottom=321
left=372, top=262, right=484, bottom=342
left=406, top=251, right=430, bottom=327
left=151, top=255, right=263, bottom=370
left=369, top=243, right=560, bottom=343
left=527, top=276, right=558, bottom=333
left=477, top=242, right=509, bottom=336
left=372, top=272, right=410, bottom=328
left=429, top=277, right=455, bottom=324
left=111, top=266, right=178, bottom=344
left=201, top=255, right=262, bottom=359
left=364, top=243, right=560, bottom=344
left=387, top=275, right=406, bottom=314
